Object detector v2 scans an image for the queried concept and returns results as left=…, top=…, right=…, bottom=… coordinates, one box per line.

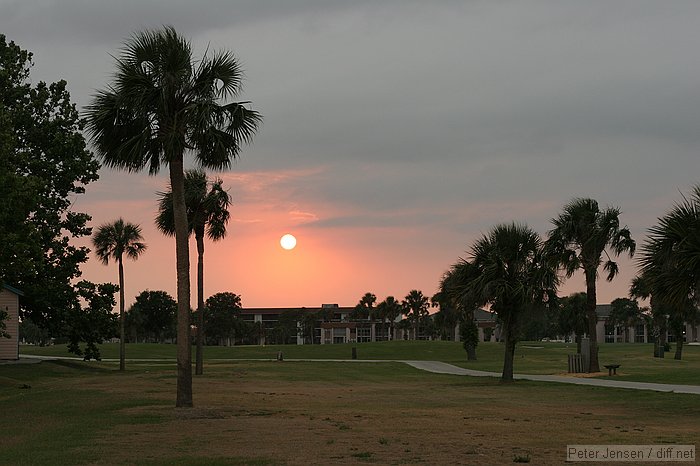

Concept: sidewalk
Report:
left=403, top=360, right=700, bottom=395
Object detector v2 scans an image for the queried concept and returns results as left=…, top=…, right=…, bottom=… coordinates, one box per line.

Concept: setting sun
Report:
left=280, top=234, right=297, bottom=250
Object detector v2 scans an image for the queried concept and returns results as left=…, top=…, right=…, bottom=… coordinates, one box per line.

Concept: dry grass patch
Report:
left=2, top=360, right=698, bottom=465
left=92, top=362, right=699, bottom=465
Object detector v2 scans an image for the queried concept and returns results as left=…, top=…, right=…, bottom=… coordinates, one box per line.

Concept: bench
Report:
left=604, top=364, right=620, bottom=376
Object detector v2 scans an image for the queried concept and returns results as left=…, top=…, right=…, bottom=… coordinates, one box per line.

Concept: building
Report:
left=0, top=284, right=23, bottom=360
left=239, top=304, right=397, bottom=345
left=593, top=304, right=698, bottom=344
left=239, top=304, right=499, bottom=345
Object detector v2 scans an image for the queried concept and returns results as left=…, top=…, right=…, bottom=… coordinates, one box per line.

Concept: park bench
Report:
left=604, top=364, right=620, bottom=376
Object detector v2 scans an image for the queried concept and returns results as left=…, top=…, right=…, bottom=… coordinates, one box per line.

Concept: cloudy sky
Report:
left=3, top=1, right=699, bottom=308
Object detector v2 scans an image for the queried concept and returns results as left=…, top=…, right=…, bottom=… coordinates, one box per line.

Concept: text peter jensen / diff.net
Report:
left=567, top=445, right=695, bottom=462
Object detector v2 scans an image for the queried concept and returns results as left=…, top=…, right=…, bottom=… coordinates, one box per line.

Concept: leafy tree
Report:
left=520, top=305, right=557, bottom=341
left=85, top=26, right=261, bottom=408
left=272, top=310, right=302, bottom=344
left=18, top=318, right=50, bottom=345
left=156, top=169, right=231, bottom=375
left=0, top=34, right=102, bottom=349
left=608, top=297, right=643, bottom=343
left=298, top=309, right=319, bottom=344
left=376, top=296, right=402, bottom=341
left=351, top=292, right=376, bottom=320
left=461, top=223, right=558, bottom=382
left=0, top=307, right=9, bottom=339
left=459, top=319, right=479, bottom=356
left=431, top=289, right=461, bottom=341
left=65, top=281, right=119, bottom=361
left=439, top=262, right=480, bottom=359
left=558, top=292, right=589, bottom=353
left=630, top=272, right=669, bottom=358
left=127, top=290, right=176, bottom=343
left=93, top=219, right=147, bottom=371
left=204, top=292, right=241, bottom=346
left=402, top=290, right=430, bottom=340
left=546, top=198, right=635, bottom=372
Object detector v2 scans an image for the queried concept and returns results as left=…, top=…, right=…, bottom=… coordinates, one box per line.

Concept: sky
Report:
left=2, top=1, right=700, bottom=309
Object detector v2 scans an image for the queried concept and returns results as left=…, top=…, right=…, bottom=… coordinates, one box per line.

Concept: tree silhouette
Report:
left=92, top=218, right=146, bottom=370
left=86, top=26, right=260, bottom=407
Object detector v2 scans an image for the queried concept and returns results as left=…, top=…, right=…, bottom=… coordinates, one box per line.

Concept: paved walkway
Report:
left=15, top=355, right=700, bottom=395
left=403, top=360, right=700, bottom=395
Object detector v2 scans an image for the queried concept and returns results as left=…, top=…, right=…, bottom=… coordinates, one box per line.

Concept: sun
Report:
left=280, top=233, right=297, bottom=250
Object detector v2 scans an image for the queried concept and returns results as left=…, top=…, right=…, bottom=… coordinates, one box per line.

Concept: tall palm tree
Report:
left=546, top=198, right=635, bottom=373
left=92, top=218, right=146, bottom=371
left=462, top=223, right=558, bottom=382
left=377, top=296, right=402, bottom=341
left=402, top=290, right=429, bottom=340
left=85, top=26, right=261, bottom=407
left=638, top=185, right=700, bottom=360
left=351, top=292, right=376, bottom=320
left=156, top=169, right=231, bottom=375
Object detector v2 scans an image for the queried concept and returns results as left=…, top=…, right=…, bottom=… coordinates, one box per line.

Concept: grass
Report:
left=21, top=340, right=700, bottom=385
left=1, top=357, right=699, bottom=465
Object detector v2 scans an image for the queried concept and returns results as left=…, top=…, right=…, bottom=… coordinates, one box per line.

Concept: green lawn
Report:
left=20, top=340, right=700, bottom=385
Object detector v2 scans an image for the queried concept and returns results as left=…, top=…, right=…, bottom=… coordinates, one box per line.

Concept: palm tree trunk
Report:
left=584, top=268, right=600, bottom=372
left=575, top=333, right=582, bottom=354
left=466, top=344, right=477, bottom=361
left=170, top=156, right=193, bottom=408
left=118, top=256, right=125, bottom=372
left=501, top=318, right=516, bottom=382
left=675, top=336, right=683, bottom=360
left=195, top=232, right=205, bottom=376
left=673, top=321, right=684, bottom=360
left=658, top=318, right=667, bottom=358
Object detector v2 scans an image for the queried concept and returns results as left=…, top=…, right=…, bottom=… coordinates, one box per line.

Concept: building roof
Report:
left=240, top=306, right=354, bottom=315
left=596, top=304, right=612, bottom=318
left=473, top=308, right=496, bottom=322
left=2, top=284, right=24, bottom=296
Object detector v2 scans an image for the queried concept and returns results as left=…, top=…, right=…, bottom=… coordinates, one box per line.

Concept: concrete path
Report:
left=15, top=355, right=700, bottom=395
left=403, top=360, right=700, bottom=395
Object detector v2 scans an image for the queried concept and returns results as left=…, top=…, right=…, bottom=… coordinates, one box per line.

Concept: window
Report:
left=604, top=323, right=613, bottom=342
left=333, top=328, right=346, bottom=344
left=357, top=327, right=371, bottom=343
left=635, top=324, right=646, bottom=343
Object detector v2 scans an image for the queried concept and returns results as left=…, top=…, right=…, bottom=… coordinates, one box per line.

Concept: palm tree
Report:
left=462, top=223, right=558, bottom=382
left=546, top=198, right=635, bottom=372
left=377, top=296, right=402, bottom=341
left=92, top=218, right=146, bottom=371
left=638, top=185, right=700, bottom=360
left=351, top=292, right=376, bottom=320
left=85, top=26, right=261, bottom=407
left=402, top=290, right=429, bottom=340
left=156, top=169, right=231, bottom=376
